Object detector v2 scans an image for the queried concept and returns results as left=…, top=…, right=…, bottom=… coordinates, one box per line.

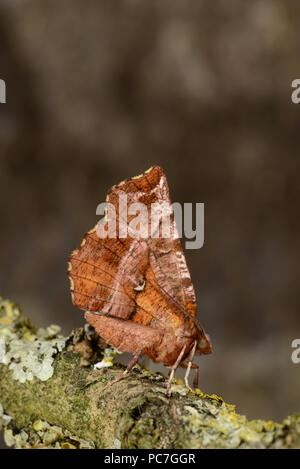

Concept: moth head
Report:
left=197, top=333, right=212, bottom=355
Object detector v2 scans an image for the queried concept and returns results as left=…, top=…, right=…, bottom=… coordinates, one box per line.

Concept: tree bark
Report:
left=0, top=296, right=299, bottom=449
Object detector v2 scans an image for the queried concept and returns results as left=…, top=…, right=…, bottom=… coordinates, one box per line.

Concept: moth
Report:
left=68, top=165, right=212, bottom=394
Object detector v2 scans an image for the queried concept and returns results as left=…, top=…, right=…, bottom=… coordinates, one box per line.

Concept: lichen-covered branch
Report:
left=0, top=297, right=299, bottom=449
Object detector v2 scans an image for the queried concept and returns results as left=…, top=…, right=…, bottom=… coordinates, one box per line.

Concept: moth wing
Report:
left=105, top=165, right=197, bottom=318
left=69, top=233, right=149, bottom=319
left=69, top=165, right=196, bottom=322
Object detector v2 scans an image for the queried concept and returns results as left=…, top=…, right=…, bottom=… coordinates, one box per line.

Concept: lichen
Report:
left=93, top=346, right=122, bottom=370
left=113, top=438, right=122, bottom=449
left=0, top=402, right=12, bottom=429
left=0, top=297, right=66, bottom=383
left=131, top=363, right=166, bottom=384
left=176, top=395, right=284, bottom=449
left=1, top=295, right=299, bottom=449
left=4, top=419, right=95, bottom=449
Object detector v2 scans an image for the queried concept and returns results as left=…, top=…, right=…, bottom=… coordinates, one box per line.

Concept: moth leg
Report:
left=166, top=345, right=187, bottom=396
left=101, top=349, right=143, bottom=392
left=180, top=362, right=199, bottom=387
left=192, top=364, right=199, bottom=388
left=182, top=341, right=197, bottom=392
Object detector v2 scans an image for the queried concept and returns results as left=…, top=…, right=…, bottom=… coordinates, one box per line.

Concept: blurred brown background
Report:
left=0, top=0, right=300, bottom=444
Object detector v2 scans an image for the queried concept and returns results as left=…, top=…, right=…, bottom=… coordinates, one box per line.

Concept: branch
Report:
left=0, top=296, right=299, bottom=449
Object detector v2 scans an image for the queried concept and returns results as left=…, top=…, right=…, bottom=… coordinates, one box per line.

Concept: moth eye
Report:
left=134, top=280, right=146, bottom=292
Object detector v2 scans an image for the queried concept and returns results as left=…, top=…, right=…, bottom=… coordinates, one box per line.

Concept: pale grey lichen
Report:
left=0, top=402, right=12, bottom=430
left=113, top=438, right=122, bottom=449
left=93, top=346, right=122, bottom=370
left=0, top=297, right=66, bottom=383
left=84, top=323, right=96, bottom=341
left=169, top=383, right=189, bottom=396
left=177, top=394, right=282, bottom=449
left=0, top=338, right=5, bottom=363
left=4, top=420, right=95, bottom=449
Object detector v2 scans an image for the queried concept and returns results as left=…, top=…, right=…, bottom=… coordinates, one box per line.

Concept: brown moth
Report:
left=68, top=165, right=212, bottom=394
